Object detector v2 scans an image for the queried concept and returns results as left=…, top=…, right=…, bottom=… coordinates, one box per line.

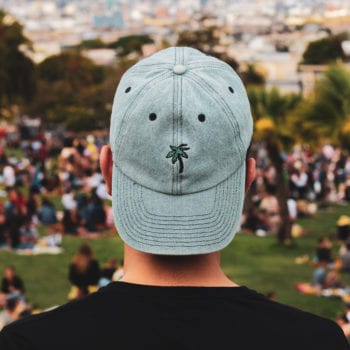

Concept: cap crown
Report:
left=110, top=47, right=253, bottom=195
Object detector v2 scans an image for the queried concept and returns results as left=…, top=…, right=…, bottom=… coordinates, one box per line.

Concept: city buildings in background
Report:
left=1, top=0, right=350, bottom=93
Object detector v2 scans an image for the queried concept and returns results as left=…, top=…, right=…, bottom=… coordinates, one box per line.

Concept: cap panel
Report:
left=110, top=68, right=173, bottom=159
left=178, top=76, right=243, bottom=193
left=189, top=65, right=253, bottom=151
left=113, top=75, right=177, bottom=194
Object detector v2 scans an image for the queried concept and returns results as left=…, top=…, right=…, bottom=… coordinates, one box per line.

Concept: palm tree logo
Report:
left=166, top=144, right=190, bottom=174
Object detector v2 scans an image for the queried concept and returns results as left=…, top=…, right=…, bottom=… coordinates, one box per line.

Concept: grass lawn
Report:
left=0, top=203, right=350, bottom=321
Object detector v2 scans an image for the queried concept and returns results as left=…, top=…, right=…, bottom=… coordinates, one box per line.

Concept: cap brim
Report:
left=112, top=163, right=246, bottom=255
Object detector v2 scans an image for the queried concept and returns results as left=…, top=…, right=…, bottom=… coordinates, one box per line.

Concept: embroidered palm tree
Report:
left=166, top=144, right=190, bottom=174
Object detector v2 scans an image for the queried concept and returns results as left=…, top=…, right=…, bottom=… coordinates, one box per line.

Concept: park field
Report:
left=0, top=203, right=350, bottom=321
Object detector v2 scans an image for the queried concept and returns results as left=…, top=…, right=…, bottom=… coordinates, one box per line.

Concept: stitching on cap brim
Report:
left=112, top=165, right=245, bottom=255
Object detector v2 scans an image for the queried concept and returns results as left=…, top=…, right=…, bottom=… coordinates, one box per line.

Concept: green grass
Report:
left=0, top=203, right=350, bottom=321
left=5, top=148, right=23, bottom=159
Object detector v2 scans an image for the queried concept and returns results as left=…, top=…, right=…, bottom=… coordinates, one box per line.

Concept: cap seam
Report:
left=131, top=174, right=242, bottom=238
left=114, top=71, right=171, bottom=162
left=180, top=47, right=184, bottom=195
left=135, top=181, right=224, bottom=228
left=172, top=49, right=176, bottom=194
left=117, top=172, right=228, bottom=238
left=114, top=165, right=243, bottom=245
left=115, top=182, right=240, bottom=247
left=120, top=170, right=225, bottom=232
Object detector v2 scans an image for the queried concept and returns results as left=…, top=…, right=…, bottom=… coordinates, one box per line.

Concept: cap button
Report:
left=173, top=64, right=187, bottom=75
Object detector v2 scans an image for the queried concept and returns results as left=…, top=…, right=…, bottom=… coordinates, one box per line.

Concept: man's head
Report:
left=101, top=47, right=254, bottom=256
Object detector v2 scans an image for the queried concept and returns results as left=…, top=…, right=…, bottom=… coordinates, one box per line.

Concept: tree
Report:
left=28, top=52, right=109, bottom=130
left=302, top=34, right=346, bottom=65
left=76, top=38, right=106, bottom=49
left=248, top=87, right=302, bottom=243
left=28, top=52, right=136, bottom=131
left=294, top=64, right=350, bottom=150
left=240, top=64, right=266, bottom=86
left=37, top=52, right=105, bottom=88
left=0, top=10, right=36, bottom=107
left=108, top=34, right=154, bottom=58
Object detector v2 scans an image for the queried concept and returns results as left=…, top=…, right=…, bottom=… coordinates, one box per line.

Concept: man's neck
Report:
left=121, top=244, right=238, bottom=287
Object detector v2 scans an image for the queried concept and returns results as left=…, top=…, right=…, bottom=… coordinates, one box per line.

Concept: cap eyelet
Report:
left=228, top=86, right=234, bottom=93
left=149, top=113, right=157, bottom=121
left=198, top=114, right=205, bottom=122
left=125, top=87, right=131, bottom=93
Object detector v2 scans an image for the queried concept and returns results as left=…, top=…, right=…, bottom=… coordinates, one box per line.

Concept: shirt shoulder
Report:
left=0, top=283, right=349, bottom=350
left=0, top=285, right=116, bottom=350
left=239, top=288, right=349, bottom=349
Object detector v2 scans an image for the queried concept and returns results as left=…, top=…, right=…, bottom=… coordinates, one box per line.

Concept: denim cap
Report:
left=110, top=47, right=253, bottom=255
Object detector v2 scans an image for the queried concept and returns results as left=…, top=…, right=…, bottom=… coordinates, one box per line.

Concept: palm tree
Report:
left=248, top=87, right=302, bottom=243
left=166, top=144, right=190, bottom=174
left=294, top=64, right=350, bottom=150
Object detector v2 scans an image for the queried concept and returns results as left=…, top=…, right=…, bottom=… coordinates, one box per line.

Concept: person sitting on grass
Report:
left=68, top=243, right=100, bottom=300
left=17, top=218, right=38, bottom=250
left=0, top=295, right=30, bottom=331
left=37, top=198, right=57, bottom=226
left=0, top=266, right=25, bottom=307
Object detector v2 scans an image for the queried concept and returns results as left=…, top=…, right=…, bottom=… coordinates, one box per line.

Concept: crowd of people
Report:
left=0, top=131, right=115, bottom=251
left=292, top=218, right=350, bottom=337
left=242, top=143, right=350, bottom=236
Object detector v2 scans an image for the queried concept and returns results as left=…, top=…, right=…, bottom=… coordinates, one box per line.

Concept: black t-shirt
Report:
left=68, top=260, right=100, bottom=288
left=0, top=281, right=348, bottom=349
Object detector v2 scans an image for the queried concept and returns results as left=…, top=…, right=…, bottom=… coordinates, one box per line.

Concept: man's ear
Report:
left=245, top=157, right=256, bottom=193
left=100, top=145, right=113, bottom=195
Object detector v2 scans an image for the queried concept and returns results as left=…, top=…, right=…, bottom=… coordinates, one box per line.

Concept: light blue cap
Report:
left=110, top=47, right=253, bottom=255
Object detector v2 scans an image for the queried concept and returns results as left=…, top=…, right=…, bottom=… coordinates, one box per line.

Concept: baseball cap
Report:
left=110, top=47, right=253, bottom=255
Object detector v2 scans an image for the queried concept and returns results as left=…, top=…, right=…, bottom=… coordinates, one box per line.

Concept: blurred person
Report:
left=26, top=188, right=40, bottom=221
left=314, top=236, right=333, bottom=266
left=1, top=267, right=25, bottom=298
left=0, top=295, right=29, bottom=331
left=37, top=198, right=57, bottom=225
left=290, top=166, right=309, bottom=200
left=0, top=48, right=348, bottom=350
left=38, top=223, right=62, bottom=248
left=84, top=190, right=106, bottom=232
left=98, top=258, right=118, bottom=287
left=337, top=215, right=350, bottom=242
left=68, top=243, right=100, bottom=300
left=340, top=239, right=350, bottom=273
left=5, top=188, right=27, bottom=248
left=61, top=189, right=79, bottom=235
left=0, top=200, right=8, bottom=248
left=3, top=163, right=16, bottom=190
left=259, top=187, right=280, bottom=234
left=5, top=188, right=27, bottom=220
left=18, top=218, right=38, bottom=250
